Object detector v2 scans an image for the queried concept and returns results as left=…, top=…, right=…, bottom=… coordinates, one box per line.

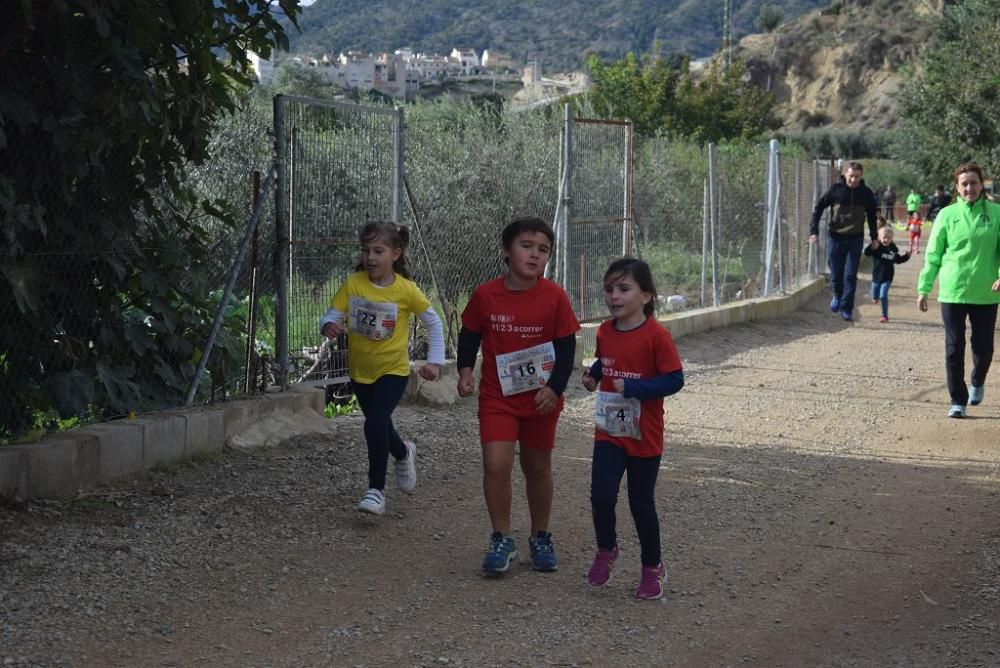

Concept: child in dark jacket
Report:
left=864, top=225, right=910, bottom=323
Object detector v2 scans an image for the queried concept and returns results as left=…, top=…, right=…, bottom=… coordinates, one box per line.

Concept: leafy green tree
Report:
left=897, top=0, right=1000, bottom=178
left=578, top=52, right=779, bottom=142
left=0, top=1, right=299, bottom=438
left=756, top=4, right=785, bottom=33
left=271, top=61, right=338, bottom=97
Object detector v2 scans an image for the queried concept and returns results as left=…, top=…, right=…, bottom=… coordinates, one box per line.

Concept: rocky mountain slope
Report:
left=734, top=0, right=943, bottom=132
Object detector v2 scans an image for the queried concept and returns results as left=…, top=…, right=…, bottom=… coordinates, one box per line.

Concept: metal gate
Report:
left=273, top=95, right=403, bottom=387
left=553, top=106, right=635, bottom=321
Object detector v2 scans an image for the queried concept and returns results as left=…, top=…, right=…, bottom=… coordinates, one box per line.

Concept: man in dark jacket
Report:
left=810, top=162, right=879, bottom=321
left=881, top=185, right=896, bottom=221
left=926, top=185, right=951, bottom=222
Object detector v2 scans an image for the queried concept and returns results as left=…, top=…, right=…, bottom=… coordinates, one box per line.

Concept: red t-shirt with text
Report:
left=594, top=317, right=682, bottom=457
left=462, top=277, right=580, bottom=415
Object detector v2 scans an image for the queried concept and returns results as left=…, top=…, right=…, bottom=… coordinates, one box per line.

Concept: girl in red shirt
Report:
left=582, top=258, right=684, bottom=599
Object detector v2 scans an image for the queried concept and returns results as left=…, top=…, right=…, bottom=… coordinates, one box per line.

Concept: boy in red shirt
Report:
left=457, top=217, right=580, bottom=575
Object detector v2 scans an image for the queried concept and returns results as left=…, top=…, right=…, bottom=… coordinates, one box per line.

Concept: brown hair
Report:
left=604, top=257, right=658, bottom=317
left=953, top=162, right=984, bottom=189
left=356, top=220, right=412, bottom=278
left=501, top=216, right=555, bottom=250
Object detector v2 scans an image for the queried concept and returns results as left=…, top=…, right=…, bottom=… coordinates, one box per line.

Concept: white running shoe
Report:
left=357, top=488, right=385, bottom=514
left=395, top=440, right=417, bottom=493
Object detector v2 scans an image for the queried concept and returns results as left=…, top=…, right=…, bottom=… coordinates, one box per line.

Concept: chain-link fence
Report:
left=272, top=95, right=402, bottom=390
left=0, top=102, right=274, bottom=440
left=2, top=94, right=838, bottom=441
left=557, top=116, right=636, bottom=321
left=401, top=103, right=563, bottom=351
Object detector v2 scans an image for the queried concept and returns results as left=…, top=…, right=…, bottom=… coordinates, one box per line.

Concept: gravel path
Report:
left=3, top=256, right=999, bottom=667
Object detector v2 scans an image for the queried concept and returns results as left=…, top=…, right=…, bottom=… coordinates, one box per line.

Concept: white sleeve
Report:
left=319, top=307, right=345, bottom=333
left=418, top=307, right=446, bottom=364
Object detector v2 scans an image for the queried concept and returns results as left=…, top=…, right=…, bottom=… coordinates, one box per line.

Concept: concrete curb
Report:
left=578, top=276, right=826, bottom=361
left=0, top=385, right=326, bottom=502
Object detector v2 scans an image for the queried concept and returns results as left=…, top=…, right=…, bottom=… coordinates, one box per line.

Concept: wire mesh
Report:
left=401, top=104, right=563, bottom=350
left=3, top=90, right=841, bottom=440
left=562, top=119, right=635, bottom=321
left=273, top=96, right=400, bottom=387
left=0, top=103, right=275, bottom=439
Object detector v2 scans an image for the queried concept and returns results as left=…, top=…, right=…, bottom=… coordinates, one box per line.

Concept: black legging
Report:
left=940, top=303, right=998, bottom=405
left=352, top=374, right=409, bottom=490
left=590, top=440, right=662, bottom=567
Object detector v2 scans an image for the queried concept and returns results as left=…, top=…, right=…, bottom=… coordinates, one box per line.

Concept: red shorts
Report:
left=477, top=400, right=562, bottom=450
left=909, top=230, right=921, bottom=239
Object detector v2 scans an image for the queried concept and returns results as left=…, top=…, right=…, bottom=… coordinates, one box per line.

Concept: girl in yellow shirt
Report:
left=321, top=221, right=445, bottom=514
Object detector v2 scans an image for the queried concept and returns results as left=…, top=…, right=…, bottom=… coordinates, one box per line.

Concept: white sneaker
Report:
left=395, top=440, right=417, bottom=493
left=357, top=488, right=385, bottom=514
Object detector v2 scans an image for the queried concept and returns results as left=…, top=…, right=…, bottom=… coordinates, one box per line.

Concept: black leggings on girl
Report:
left=590, top=440, right=662, bottom=567
left=352, top=374, right=410, bottom=490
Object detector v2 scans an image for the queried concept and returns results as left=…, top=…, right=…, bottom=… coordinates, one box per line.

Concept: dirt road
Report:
left=2, top=256, right=999, bottom=667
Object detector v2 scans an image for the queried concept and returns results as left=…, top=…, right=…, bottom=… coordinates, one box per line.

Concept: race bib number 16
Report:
left=496, top=342, right=556, bottom=397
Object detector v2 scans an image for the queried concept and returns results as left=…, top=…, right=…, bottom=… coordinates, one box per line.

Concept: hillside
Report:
left=289, top=0, right=830, bottom=70
left=733, top=0, right=942, bottom=132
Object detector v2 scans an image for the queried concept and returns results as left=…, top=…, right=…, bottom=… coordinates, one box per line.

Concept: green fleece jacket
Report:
left=917, top=196, right=1000, bottom=304
left=906, top=191, right=922, bottom=213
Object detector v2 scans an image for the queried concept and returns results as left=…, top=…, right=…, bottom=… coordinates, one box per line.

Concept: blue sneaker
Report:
left=528, top=531, right=558, bottom=572
left=830, top=297, right=840, bottom=313
left=840, top=310, right=852, bottom=321
left=482, top=532, right=517, bottom=574
left=970, top=385, right=984, bottom=406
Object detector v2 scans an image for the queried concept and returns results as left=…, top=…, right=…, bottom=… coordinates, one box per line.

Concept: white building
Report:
left=248, top=51, right=274, bottom=85
left=449, top=47, right=480, bottom=74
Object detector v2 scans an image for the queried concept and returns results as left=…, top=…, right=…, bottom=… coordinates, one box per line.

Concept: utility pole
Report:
left=722, top=0, right=733, bottom=71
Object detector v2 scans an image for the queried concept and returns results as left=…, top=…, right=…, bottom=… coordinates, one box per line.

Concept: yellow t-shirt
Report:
left=331, top=271, right=430, bottom=383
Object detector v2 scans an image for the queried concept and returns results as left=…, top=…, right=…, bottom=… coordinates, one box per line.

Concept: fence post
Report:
left=273, top=95, right=289, bottom=389
left=187, top=172, right=275, bottom=406
left=392, top=107, right=403, bottom=223
left=701, top=178, right=708, bottom=306
left=763, top=139, right=780, bottom=296
left=562, top=103, right=574, bottom=290
left=623, top=121, right=633, bottom=256
left=708, top=143, right=719, bottom=307
left=243, top=171, right=261, bottom=394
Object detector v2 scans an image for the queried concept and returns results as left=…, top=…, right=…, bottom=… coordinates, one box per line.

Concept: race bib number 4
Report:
left=595, top=391, right=642, bottom=439
left=348, top=297, right=398, bottom=340
left=496, top=342, right=556, bottom=397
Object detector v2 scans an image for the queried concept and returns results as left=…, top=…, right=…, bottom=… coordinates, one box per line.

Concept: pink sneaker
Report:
left=635, top=562, right=667, bottom=600
left=879, top=316, right=888, bottom=323
left=586, top=545, right=620, bottom=587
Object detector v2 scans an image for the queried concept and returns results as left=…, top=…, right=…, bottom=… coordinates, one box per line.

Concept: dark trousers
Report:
left=352, top=374, right=409, bottom=490
left=590, top=440, right=662, bottom=567
left=940, top=303, right=998, bottom=405
left=828, top=235, right=863, bottom=314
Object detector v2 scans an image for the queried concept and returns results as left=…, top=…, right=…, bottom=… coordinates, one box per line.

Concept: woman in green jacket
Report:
left=917, top=162, right=1000, bottom=418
